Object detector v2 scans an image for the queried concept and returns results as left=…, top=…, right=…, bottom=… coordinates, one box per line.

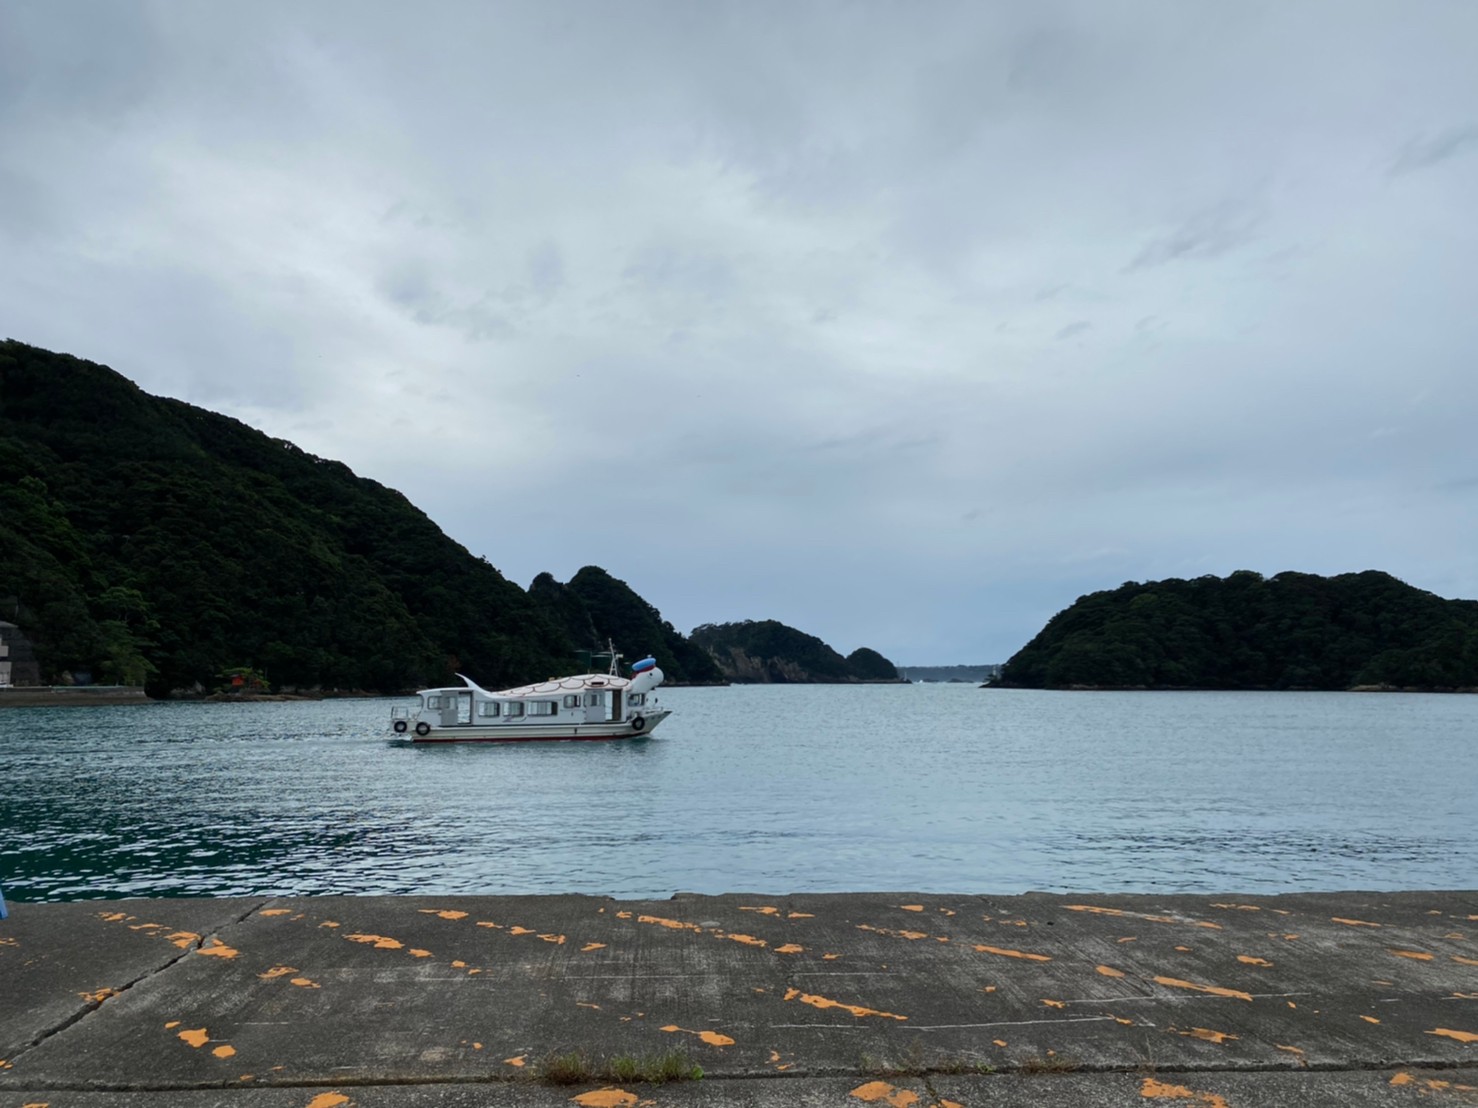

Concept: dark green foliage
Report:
left=0, top=340, right=579, bottom=693
left=529, top=566, right=725, bottom=684
left=690, top=619, right=899, bottom=683
left=846, top=646, right=900, bottom=681
left=998, top=569, right=1478, bottom=691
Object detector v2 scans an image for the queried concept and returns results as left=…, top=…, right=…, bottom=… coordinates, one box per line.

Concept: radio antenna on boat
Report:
left=585, top=639, right=624, bottom=676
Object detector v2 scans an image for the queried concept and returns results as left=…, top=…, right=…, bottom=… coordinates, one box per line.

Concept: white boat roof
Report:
left=420, top=673, right=634, bottom=699
left=496, top=673, right=634, bottom=698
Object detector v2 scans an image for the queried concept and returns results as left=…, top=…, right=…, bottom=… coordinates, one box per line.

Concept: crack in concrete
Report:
left=4, top=1060, right=1477, bottom=1095
left=0, top=899, right=266, bottom=1069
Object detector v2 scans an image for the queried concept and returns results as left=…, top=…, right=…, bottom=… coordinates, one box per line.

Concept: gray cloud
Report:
left=3, top=1, right=1477, bottom=662
left=1390, top=124, right=1478, bottom=175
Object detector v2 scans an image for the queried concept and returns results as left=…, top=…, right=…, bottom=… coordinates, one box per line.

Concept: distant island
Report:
left=0, top=340, right=898, bottom=697
left=994, top=569, right=1478, bottom=691
left=690, top=620, right=900, bottom=684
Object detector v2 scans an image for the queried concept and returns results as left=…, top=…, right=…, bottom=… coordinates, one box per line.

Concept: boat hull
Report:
left=395, top=710, right=671, bottom=744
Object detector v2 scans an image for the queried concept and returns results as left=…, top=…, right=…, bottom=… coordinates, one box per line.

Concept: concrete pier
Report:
left=2, top=891, right=1475, bottom=1106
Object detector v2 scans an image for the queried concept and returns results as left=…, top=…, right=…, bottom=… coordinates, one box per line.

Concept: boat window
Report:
left=562, top=694, right=579, bottom=708
left=584, top=692, right=603, bottom=706
left=427, top=695, right=442, bottom=709
left=528, top=701, right=556, bottom=716
left=476, top=701, right=499, bottom=718
left=629, top=693, right=645, bottom=706
left=504, top=702, right=524, bottom=719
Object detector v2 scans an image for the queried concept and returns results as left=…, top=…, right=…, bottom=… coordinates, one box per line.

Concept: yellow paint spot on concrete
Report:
left=505, top=1055, right=527, bottom=1067
left=0, top=1061, right=13, bottom=1070
left=1237, top=955, right=1273, bottom=967
left=408, top=949, right=432, bottom=958
left=178, top=1028, right=210, bottom=1048
left=290, top=978, right=319, bottom=989
left=1115, top=1017, right=1134, bottom=1026
left=1118, top=936, right=1137, bottom=943
left=660, top=1024, right=735, bottom=1047
left=776, top=943, right=805, bottom=954
left=1452, top=955, right=1478, bottom=967
left=823, top=953, right=841, bottom=960
left=974, top=944, right=1052, bottom=962
left=259, top=909, right=292, bottom=917
left=1139, top=1077, right=1229, bottom=1106
left=581, top=942, right=606, bottom=952
left=1096, top=965, right=1126, bottom=978
left=477, top=921, right=502, bottom=929
left=78, top=987, right=117, bottom=1003
left=1360, top=1015, right=1380, bottom=1024
left=577, top=1002, right=602, bottom=1010
left=615, top=911, right=632, bottom=919
left=509, top=927, right=534, bottom=936
left=725, top=933, right=767, bottom=947
left=1331, top=917, right=1380, bottom=928
left=1153, top=976, right=1252, bottom=1002
left=1444, top=932, right=1466, bottom=940
left=99, top=912, right=127, bottom=921
left=213, top=1045, right=236, bottom=1059
left=571, top=1088, right=638, bottom=1107
left=1178, top=1027, right=1238, bottom=1044
left=783, top=987, right=907, bottom=1021
left=789, top=911, right=815, bottom=919
left=981, top=985, right=997, bottom=992
left=1175, top=946, right=1192, bottom=952
left=1210, top=903, right=1261, bottom=911
left=305, top=1095, right=350, bottom=1108
left=1275, top=1044, right=1303, bottom=1057
left=451, top=960, right=467, bottom=968
left=167, top=931, right=201, bottom=949
left=993, top=1038, right=1007, bottom=1046
left=740, top=905, right=781, bottom=915
left=22, top=1101, right=49, bottom=1107
left=540, top=934, right=567, bottom=944
left=1390, top=1072, right=1414, bottom=1086
left=320, top=921, right=340, bottom=929
left=898, top=905, right=925, bottom=912
left=1427, top=1028, right=1478, bottom=1043
left=196, top=939, right=239, bottom=959
left=259, top=966, right=296, bottom=979
left=1042, top=998, right=1065, bottom=1008
left=472, top=1043, right=482, bottom=1050
left=344, top=934, right=404, bottom=950
left=849, top=1080, right=920, bottom=1107
left=165, top=1021, right=180, bottom=1029
left=419, top=909, right=469, bottom=920
left=1391, top=949, right=1434, bottom=961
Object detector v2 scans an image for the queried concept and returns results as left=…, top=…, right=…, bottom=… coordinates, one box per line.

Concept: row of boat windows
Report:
left=424, top=692, right=646, bottom=716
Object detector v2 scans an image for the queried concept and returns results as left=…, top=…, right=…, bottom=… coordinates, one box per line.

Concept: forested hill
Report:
left=997, top=570, right=1478, bottom=691
left=690, top=620, right=900, bottom=683
left=528, top=566, right=725, bottom=685
left=0, top=340, right=679, bottom=695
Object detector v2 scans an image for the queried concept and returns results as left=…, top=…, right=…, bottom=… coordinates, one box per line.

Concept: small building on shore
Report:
left=0, top=621, right=42, bottom=687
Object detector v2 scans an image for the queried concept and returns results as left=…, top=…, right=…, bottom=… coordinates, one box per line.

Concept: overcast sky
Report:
left=4, top=2, right=1477, bottom=663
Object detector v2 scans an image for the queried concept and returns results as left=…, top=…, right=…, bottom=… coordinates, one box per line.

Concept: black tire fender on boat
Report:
left=631, top=715, right=646, bottom=733
left=393, top=719, right=408, bottom=733
left=414, top=721, right=431, bottom=736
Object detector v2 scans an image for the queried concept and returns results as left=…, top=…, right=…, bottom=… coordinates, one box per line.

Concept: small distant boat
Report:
left=390, top=647, right=671, bottom=743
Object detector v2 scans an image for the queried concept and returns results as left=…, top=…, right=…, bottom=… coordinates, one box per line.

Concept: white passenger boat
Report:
left=390, top=651, right=671, bottom=743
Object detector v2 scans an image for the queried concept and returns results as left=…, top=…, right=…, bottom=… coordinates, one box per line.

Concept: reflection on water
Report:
left=2, top=687, right=1475, bottom=900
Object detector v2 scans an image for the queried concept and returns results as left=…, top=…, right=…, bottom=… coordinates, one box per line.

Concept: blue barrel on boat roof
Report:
left=631, top=657, right=657, bottom=674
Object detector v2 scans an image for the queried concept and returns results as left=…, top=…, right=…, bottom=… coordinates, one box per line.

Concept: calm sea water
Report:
left=2, top=686, right=1475, bottom=901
